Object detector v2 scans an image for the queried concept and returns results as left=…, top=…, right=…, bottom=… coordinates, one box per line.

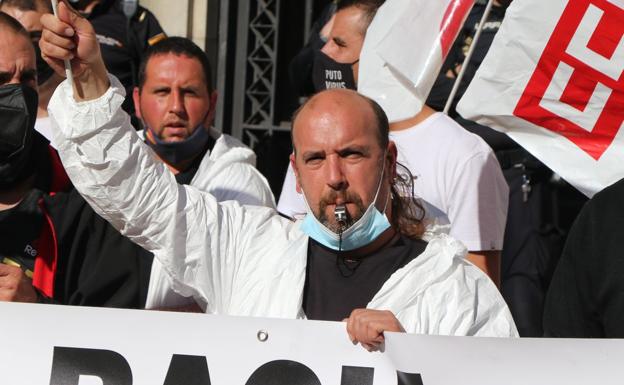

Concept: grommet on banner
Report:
left=257, top=330, right=269, bottom=342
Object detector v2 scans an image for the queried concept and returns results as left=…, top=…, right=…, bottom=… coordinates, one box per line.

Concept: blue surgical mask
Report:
left=299, top=158, right=391, bottom=251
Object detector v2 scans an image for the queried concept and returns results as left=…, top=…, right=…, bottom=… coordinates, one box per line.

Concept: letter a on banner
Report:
left=163, top=355, right=212, bottom=385
left=457, top=0, right=624, bottom=197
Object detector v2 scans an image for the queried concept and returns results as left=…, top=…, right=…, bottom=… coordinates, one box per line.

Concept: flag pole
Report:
left=443, top=0, right=495, bottom=115
left=50, top=0, right=75, bottom=86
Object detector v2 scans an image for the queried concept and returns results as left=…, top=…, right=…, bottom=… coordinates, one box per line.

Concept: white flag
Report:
left=457, top=0, right=624, bottom=198
left=359, top=0, right=475, bottom=122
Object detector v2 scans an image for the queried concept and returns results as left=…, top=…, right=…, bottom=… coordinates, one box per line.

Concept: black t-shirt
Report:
left=0, top=144, right=152, bottom=307
left=303, top=235, right=428, bottom=321
left=171, top=140, right=214, bottom=185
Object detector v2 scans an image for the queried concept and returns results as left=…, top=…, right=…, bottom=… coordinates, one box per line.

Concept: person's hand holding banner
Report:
left=345, top=309, right=405, bottom=352
left=40, top=0, right=109, bottom=100
left=0, top=263, right=37, bottom=303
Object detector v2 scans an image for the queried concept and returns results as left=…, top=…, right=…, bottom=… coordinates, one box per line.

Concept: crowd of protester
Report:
left=0, top=0, right=618, bottom=349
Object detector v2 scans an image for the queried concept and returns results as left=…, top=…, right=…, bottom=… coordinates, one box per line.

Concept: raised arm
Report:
left=39, top=1, right=108, bottom=102
left=40, top=1, right=236, bottom=312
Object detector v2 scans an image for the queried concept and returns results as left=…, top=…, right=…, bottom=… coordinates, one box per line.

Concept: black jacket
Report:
left=0, top=144, right=151, bottom=307
left=543, top=178, right=624, bottom=337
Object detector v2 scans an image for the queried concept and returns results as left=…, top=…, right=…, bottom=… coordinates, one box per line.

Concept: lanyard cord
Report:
left=335, top=226, right=363, bottom=277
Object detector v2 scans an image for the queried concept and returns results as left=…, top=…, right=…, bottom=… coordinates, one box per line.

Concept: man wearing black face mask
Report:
left=0, top=12, right=154, bottom=306
left=0, top=13, right=271, bottom=310
left=131, top=37, right=275, bottom=308
left=132, top=37, right=275, bottom=196
left=0, top=0, right=64, bottom=144
left=0, top=12, right=65, bottom=303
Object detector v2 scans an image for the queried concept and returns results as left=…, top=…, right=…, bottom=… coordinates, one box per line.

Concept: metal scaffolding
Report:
left=231, top=0, right=282, bottom=146
left=215, top=0, right=317, bottom=144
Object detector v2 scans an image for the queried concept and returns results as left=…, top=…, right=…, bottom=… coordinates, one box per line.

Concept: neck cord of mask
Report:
left=334, top=204, right=364, bottom=278
left=332, top=180, right=392, bottom=277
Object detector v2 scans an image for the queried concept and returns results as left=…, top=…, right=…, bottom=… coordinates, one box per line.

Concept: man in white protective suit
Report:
left=277, top=0, right=509, bottom=287
left=40, top=1, right=518, bottom=349
left=131, top=36, right=275, bottom=310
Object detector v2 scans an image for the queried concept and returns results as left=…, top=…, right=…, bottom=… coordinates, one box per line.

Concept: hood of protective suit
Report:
left=190, top=128, right=259, bottom=191
left=358, top=0, right=474, bottom=122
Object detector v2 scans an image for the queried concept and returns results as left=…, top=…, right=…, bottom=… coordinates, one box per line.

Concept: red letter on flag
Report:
left=514, top=0, right=624, bottom=160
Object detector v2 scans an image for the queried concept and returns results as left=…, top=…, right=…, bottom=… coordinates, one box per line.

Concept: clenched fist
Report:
left=40, top=0, right=109, bottom=100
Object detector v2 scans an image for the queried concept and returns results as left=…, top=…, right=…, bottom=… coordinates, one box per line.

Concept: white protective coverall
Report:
left=143, top=127, right=275, bottom=309
left=49, top=76, right=518, bottom=337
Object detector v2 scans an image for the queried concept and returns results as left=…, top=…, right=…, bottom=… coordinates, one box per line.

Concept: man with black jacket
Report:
left=0, top=12, right=150, bottom=306
left=543, top=178, right=624, bottom=338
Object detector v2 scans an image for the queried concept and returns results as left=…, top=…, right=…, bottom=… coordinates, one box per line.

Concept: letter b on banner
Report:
left=514, top=0, right=624, bottom=160
left=49, top=347, right=132, bottom=385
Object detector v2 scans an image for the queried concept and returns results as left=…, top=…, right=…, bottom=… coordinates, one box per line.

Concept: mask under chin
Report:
left=144, top=124, right=212, bottom=166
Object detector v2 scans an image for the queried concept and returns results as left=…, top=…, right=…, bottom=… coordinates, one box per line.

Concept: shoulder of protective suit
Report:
left=370, top=233, right=517, bottom=337
left=210, top=133, right=257, bottom=166
left=420, top=233, right=468, bottom=266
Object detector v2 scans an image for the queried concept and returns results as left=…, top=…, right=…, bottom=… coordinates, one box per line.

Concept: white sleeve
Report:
left=446, top=151, right=509, bottom=251
left=145, top=258, right=205, bottom=310
left=419, top=263, right=519, bottom=337
left=48, top=76, right=266, bottom=313
left=277, top=163, right=307, bottom=218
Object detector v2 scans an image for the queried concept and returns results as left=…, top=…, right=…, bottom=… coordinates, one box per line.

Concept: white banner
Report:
left=457, top=0, right=624, bottom=197
left=2, top=302, right=624, bottom=384
left=359, top=0, right=475, bottom=122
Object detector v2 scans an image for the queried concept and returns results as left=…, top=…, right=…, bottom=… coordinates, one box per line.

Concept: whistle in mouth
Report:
left=334, top=204, right=347, bottom=226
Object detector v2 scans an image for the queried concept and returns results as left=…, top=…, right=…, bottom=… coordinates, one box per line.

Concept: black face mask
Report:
left=312, top=50, right=358, bottom=92
left=0, top=84, right=39, bottom=188
left=144, top=123, right=212, bottom=167
left=32, top=38, right=55, bottom=86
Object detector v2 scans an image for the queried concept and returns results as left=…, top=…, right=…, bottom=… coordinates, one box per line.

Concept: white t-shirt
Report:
left=277, top=112, right=509, bottom=251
